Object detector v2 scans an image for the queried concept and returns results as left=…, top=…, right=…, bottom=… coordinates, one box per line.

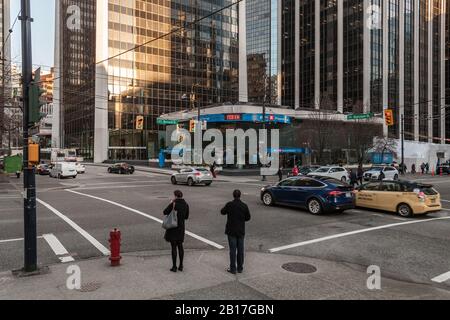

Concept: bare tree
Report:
left=372, top=137, right=398, bottom=163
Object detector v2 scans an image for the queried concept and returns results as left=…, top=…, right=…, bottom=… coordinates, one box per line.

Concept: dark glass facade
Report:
left=281, top=0, right=295, bottom=107
left=298, top=0, right=315, bottom=109
left=418, top=0, right=429, bottom=142
left=387, top=0, right=399, bottom=138
left=60, top=0, right=96, bottom=160
left=343, top=0, right=364, bottom=113
left=319, top=0, right=337, bottom=110
left=446, top=0, right=450, bottom=143
left=431, top=0, right=442, bottom=142
left=370, top=0, right=383, bottom=115
left=404, top=0, right=414, bottom=140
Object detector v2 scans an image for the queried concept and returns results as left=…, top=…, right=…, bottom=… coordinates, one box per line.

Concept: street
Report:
left=1, top=165, right=450, bottom=299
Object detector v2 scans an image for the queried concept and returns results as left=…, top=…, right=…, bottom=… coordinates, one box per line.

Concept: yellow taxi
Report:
left=355, top=180, right=442, bottom=217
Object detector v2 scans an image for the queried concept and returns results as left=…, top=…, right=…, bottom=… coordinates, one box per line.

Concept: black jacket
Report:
left=163, top=199, right=189, bottom=243
left=221, top=199, right=251, bottom=237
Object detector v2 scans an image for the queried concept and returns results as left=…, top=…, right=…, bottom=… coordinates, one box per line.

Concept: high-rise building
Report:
left=446, top=0, right=450, bottom=143
left=0, top=0, right=11, bottom=152
left=282, top=0, right=448, bottom=146
left=54, top=0, right=239, bottom=162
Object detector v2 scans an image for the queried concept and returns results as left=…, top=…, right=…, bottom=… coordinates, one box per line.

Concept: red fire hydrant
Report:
left=109, top=228, right=122, bottom=267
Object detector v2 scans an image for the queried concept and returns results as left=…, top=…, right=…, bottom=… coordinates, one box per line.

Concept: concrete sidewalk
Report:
left=1, top=250, right=449, bottom=300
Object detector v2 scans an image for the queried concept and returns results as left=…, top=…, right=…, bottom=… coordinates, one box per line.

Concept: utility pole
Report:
left=20, top=0, right=37, bottom=273
left=401, top=113, right=405, bottom=174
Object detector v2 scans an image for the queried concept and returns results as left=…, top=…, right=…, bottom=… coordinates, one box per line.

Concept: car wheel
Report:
left=394, top=174, right=399, bottom=181
left=171, top=176, right=177, bottom=185
left=307, top=198, right=323, bottom=215
left=397, top=203, right=413, bottom=218
left=262, top=192, right=274, bottom=206
left=205, top=182, right=212, bottom=186
left=187, top=178, right=195, bottom=186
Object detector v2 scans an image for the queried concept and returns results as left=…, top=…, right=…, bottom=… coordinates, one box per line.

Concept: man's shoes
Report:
left=178, top=265, right=183, bottom=272
left=170, top=267, right=177, bottom=273
left=227, top=269, right=237, bottom=275
left=237, top=269, right=243, bottom=274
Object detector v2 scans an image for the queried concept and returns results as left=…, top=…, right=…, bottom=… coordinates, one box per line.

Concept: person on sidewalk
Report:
left=210, top=161, right=217, bottom=179
left=350, top=169, right=358, bottom=187
left=411, top=163, right=416, bottom=175
left=357, top=164, right=364, bottom=185
left=277, top=166, right=283, bottom=182
left=220, top=190, right=251, bottom=275
left=163, top=190, right=189, bottom=273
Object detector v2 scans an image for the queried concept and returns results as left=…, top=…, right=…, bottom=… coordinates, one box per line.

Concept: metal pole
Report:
left=401, top=114, right=405, bottom=174
left=20, top=0, right=37, bottom=273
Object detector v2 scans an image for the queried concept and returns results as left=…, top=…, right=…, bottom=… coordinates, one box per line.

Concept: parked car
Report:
left=298, top=165, right=321, bottom=175
left=363, top=166, right=399, bottom=181
left=49, top=162, right=77, bottom=179
left=355, top=180, right=441, bottom=217
left=36, top=164, right=50, bottom=175
left=107, top=163, right=135, bottom=174
left=261, top=176, right=355, bottom=215
left=171, top=167, right=213, bottom=186
left=75, top=163, right=86, bottom=174
left=436, top=164, right=450, bottom=175
left=307, top=166, right=350, bottom=182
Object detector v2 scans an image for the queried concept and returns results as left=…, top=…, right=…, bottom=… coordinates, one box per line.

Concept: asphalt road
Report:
left=1, top=166, right=450, bottom=297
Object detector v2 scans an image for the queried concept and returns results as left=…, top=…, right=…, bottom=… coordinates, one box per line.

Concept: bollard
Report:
left=109, top=228, right=122, bottom=267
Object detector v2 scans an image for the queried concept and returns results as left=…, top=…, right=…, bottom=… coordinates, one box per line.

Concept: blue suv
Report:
left=261, top=176, right=355, bottom=215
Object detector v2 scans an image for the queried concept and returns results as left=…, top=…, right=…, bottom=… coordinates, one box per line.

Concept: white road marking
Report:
left=42, top=234, right=75, bottom=263
left=67, top=189, right=225, bottom=250
left=441, top=199, right=450, bottom=203
left=431, top=271, right=450, bottom=283
left=37, top=198, right=110, bottom=256
left=269, top=216, right=450, bottom=253
left=74, top=184, right=169, bottom=191
left=0, top=236, right=44, bottom=244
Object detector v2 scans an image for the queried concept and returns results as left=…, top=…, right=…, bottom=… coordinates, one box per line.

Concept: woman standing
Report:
left=163, top=190, right=189, bottom=272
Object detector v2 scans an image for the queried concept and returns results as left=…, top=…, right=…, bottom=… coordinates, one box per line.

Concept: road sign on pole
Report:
left=347, top=113, right=374, bottom=120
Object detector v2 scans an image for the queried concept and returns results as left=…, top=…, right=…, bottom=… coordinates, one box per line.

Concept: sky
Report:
left=11, top=0, right=55, bottom=72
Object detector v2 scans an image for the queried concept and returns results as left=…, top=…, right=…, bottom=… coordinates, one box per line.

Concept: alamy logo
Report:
left=367, top=265, right=381, bottom=290
left=66, top=265, right=81, bottom=290
left=171, top=128, right=280, bottom=176
left=67, top=5, right=81, bottom=31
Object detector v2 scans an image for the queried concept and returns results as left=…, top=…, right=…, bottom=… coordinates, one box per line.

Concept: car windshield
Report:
left=370, top=167, right=383, bottom=172
left=196, top=168, right=209, bottom=172
left=315, top=168, right=330, bottom=173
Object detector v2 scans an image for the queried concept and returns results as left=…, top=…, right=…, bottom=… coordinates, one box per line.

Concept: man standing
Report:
left=221, top=190, right=251, bottom=274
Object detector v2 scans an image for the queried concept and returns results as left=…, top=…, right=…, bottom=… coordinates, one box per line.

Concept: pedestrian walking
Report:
left=411, top=163, right=416, bottom=174
left=277, top=166, right=283, bottom=182
left=350, top=169, right=358, bottom=187
left=221, top=190, right=251, bottom=275
left=421, top=163, right=425, bottom=175
left=163, top=190, right=189, bottom=272
left=425, top=163, right=430, bottom=174
left=357, top=165, right=364, bottom=185
left=210, top=161, right=217, bottom=178
left=292, top=166, right=299, bottom=177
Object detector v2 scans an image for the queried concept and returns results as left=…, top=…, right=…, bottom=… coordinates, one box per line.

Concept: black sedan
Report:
left=261, top=176, right=355, bottom=215
left=107, top=163, right=135, bottom=175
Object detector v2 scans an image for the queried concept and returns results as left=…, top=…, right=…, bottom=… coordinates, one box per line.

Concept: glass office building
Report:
left=282, top=0, right=448, bottom=144
left=56, top=0, right=239, bottom=161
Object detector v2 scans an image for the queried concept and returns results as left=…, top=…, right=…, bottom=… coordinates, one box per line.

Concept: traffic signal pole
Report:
left=20, top=0, right=37, bottom=273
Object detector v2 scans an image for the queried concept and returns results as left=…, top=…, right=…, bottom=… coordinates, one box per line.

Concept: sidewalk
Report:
left=1, top=250, right=449, bottom=300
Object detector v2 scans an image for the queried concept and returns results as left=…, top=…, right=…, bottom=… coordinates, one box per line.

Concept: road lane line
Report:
left=42, top=234, right=75, bottom=263
left=269, top=216, right=450, bottom=253
left=0, top=236, right=44, bottom=244
left=37, top=198, right=110, bottom=256
left=441, top=200, right=450, bottom=203
left=67, top=189, right=225, bottom=250
left=432, top=271, right=450, bottom=283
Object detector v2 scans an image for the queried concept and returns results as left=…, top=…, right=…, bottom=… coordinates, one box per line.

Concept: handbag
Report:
left=162, top=203, right=178, bottom=230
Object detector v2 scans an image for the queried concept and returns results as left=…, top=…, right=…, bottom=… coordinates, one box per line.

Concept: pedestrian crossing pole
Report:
left=20, top=0, right=38, bottom=273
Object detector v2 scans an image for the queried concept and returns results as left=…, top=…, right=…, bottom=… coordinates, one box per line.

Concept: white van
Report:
left=49, top=162, right=78, bottom=179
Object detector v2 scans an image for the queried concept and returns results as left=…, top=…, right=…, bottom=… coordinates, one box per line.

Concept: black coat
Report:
left=163, top=199, right=189, bottom=243
left=221, top=199, right=251, bottom=237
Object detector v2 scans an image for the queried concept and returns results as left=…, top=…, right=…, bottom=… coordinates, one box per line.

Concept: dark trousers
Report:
left=170, top=241, right=184, bottom=268
left=228, top=235, right=245, bottom=272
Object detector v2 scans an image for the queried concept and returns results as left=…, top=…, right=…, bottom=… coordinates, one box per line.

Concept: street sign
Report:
left=157, top=118, right=179, bottom=125
left=347, top=113, right=374, bottom=120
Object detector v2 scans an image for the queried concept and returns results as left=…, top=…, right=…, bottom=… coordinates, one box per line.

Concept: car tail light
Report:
left=417, top=191, right=426, bottom=202
left=195, top=172, right=201, bottom=176
left=328, top=191, right=343, bottom=197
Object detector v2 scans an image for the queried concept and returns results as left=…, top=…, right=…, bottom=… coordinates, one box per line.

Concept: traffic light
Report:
left=189, top=120, right=196, bottom=133
left=28, top=67, right=46, bottom=127
left=384, top=109, right=394, bottom=126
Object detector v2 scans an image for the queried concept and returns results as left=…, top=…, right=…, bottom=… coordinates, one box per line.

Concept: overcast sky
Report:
left=11, top=0, right=55, bottom=72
